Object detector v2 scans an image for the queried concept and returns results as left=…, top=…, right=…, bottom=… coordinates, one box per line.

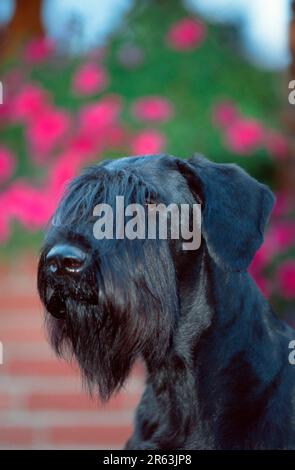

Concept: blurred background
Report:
left=0, top=0, right=294, bottom=449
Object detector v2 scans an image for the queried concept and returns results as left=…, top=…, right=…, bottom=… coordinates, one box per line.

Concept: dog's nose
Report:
left=46, top=244, right=87, bottom=275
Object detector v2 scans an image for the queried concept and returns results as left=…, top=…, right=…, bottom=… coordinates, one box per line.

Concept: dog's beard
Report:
left=39, top=239, right=179, bottom=401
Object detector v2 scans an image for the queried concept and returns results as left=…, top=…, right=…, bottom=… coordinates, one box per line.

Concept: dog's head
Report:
left=37, top=154, right=274, bottom=399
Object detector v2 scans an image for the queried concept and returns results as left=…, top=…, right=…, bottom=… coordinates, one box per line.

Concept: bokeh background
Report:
left=0, top=0, right=294, bottom=449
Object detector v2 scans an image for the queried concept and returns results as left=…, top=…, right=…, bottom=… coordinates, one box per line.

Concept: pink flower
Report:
left=131, top=130, right=166, bottom=155
left=249, top=244, right=272, bottom=298
left=72, top=63, right=109, bottom=96
left=266, top=131, right=289, bottom=160
left=273, top=191, right=293, bottom=218
left=250, top=249, right=269, bottom=276
left=104, top=125, right=128, bottom=149
left=0, top=203, right=10, bottom=243
left=225, top=119, right=265, bottom=154
left=24, top=37, right=55, bottom=64
left=69, top=132, right=98, bottom=157
left=212, top=100, right=239, bottom=128
left=79, top=96, right=122, bottom=135
left=250, top=222, right=295, bottom=280
left=277, top=261, right=295, bottom=299
left=11, top=84, right=50, bottom=124
left=3, top=181, right=52, bottom=229
left=0, top=70, right=25, bottom=124
left=27, top=108, right=70, bottom=157
left=48, top=151, right=86, bottom=204
left=132, top=97, right=174, bottom=122
left=167, top=18, right=206, bottom=51
left=0, top=102, right=11, bottom=125
left=271, top=222, right=295, bottom=251
left=0, top=147, right=16, bottom=183
left=250, top=224, right=284, bottom=276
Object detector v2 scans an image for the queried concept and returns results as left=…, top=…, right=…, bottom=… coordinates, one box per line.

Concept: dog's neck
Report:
left=144, top=244, right=285, bottom=448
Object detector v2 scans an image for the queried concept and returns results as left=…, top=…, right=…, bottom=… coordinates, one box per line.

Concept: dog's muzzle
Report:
left=43, top=243, right=88, bottom=319
left=42, top=246, right=90, bottom=319
left=46, top=244, right=87, bottom=276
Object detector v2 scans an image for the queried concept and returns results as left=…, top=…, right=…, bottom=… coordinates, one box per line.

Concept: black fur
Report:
left=37, top=154, right=295, bottom=449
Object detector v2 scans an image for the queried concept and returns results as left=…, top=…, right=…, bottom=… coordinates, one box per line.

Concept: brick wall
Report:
left=0, top=255, right=145, bottom=449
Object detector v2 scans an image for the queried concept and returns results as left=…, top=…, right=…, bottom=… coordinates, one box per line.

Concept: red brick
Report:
left=26, top=391, right=141, bottom=411
left=51, top=425, right=132, bottom=445
left=0, top=255, right=145, bottom=449
left=0, top=328, right=45, bottom=342
left=0, top=427, right=33, bottom=445
left=0, top=309, right=42, bottom=324
left=0, top=294, right=41, bottom=311
left=7, top=359, right=79, bottom=377
left=27, top=392, right=98, bottom=411
left=0, top=393, right=11, bottom=410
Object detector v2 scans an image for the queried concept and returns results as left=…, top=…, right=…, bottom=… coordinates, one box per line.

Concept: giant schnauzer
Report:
left=37, top=154, right=295, bottom=450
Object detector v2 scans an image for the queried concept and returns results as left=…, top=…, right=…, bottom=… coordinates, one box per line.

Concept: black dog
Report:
left=37, top=154, right=295, bottom=450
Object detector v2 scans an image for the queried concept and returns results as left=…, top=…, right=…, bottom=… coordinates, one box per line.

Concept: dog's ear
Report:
left=176, top=154, right=275, bottom=271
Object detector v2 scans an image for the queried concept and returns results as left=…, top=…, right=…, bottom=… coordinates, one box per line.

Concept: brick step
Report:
left=0, top=375, right=144, bottom=395
left=0, top=427, right=34, bottom=446
left=0, top=424, right=132, bottom=447
left=0, top=340, right=51, bottom=358
left=0, top=388, right=143, bottom=413
left=0, top=376, right=87, bottom=393
left=25, top=391, right=141, bottom=411
left=0, top=327, right=47, bottom=342
left=0, top=393, right=11, bottom=410
left=0, top=314, right=43, bottom=330
left=0, top=277, right=37, bottom=294
left=2, top=358, right=80, bottom=377
left=50, top=425, right=132, bottom=445
left=0, top=255, right=146, bottom=449
left=0, top=408, right=135, bottom=426
left=1, top=357, right=145, bottom=377
left=0, top=294, right=41, bottom=311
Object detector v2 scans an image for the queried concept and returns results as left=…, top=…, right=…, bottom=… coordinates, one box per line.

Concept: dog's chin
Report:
left=44, top=297, right=132, bottom=401
left=39, top=240, right=178, bottom=401
left=43, top=285, right=176, bottom=401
